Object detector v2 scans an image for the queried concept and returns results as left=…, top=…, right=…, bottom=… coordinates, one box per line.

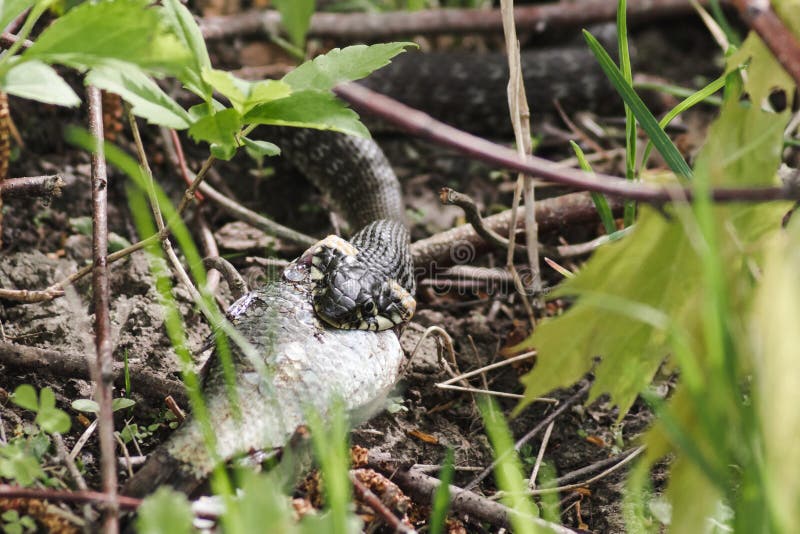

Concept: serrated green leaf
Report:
left=71, top=398, right=100, bottom=413
left=87, top=65, right=191, bottom=129
left=201, top=68, right=291, bottom=114
left=0, top=0, right=34, bottom=38
left=23, top=0, right=190, bottom=75
left=273, top=0, right=315, bottom=48
left=245, top=90, right=369, bottom=138
left=11, top=384, right=38, bottom=412
left=188, top=107, right=241, bottom=147
left=112, top=397, right=136, bottom=412
left=283, top=43, right=415, bottom=92
left=583, top=30, right=693, bottom=179
left=136, top=487, right=194, bottom=534
left=1, top=60, right=80, bottom=106
left=519, top=56, right=792, bottom=415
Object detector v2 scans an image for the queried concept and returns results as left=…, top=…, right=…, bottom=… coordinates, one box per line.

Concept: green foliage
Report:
left=0, top=60, right=80, bottom=106
left=1, top=509, right=37, bottom=534
left=307, top=401, right=359, bottom=534
left=22, top=0, right=189, bottom=74
left=244, top=90, right=370, bottom=139
left=583, top=30, right=692, bottom=179
left=86, top=66, right=191, bottom=129
left=11, top=385, right=70, bottom=434
left=429, top=449, right=454, bottom=534
left=274, top=0, right=316, bottom=48
left=282, top=43, right=415, bottom=92
left=521, top=13, right=799, bottom=531
left=569, top=141, right=616, bottom=235
left=0, top=0, right=33, bottom=33
left=479, top=399, right=539, bottom=534
left=0, top=441, right=47, bottom=486
left=136, top=487, right=195, bottom=534
left=70, top=397, right=135, bottom=414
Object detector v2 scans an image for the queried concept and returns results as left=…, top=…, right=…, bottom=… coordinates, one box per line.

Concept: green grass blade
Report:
left=570, top=141, right=617, bottom=235
left=429, top=449, right=454, bottom=534
left=478, top=399, right=539, bottom=534
left=641, top=74, right=727, bottom=170
left=583, top=30, right=693, bottom=180
left=617, top=0, right=637, bottom=226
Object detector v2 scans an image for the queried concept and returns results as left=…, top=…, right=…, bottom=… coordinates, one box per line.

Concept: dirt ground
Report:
left=0, top=13, right=722, bottom=533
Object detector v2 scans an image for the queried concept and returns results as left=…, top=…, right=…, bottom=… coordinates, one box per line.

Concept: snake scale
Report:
left=123, top=39, right=618, bottom=497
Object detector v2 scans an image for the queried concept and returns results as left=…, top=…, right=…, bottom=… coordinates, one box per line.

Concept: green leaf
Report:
left=583, top=30, right=693, bottom=179
left=38, top=387, right=56, bottom=411
left=0, top=444, right=46, bottom=486
left=0, top=60, right=80, bottom=106
left=23, top=0, right=190, bottom=74
left=111, top=397, right=136, bottom=412
left=0, top=0, right=34, bottom=38
left=71, top=399, right=100, bottom=413
left=750, top=216, right=800, bottom=532
left=273, top=0, right=315, bottom=48
left=242, top=137, right=280, bottom=158
left=136, top=487, right=194, bottom=534
left=519, top=27, right=792, bottom=418
left=641, top=74, right=728, bottom=170
left=36, top=407, right=71, bottom=434
left=86, top=65, right=191, bottom=129
left=570, top=141, right=616, bottom=235
left=283, top=43, right=415, bottom=92
left=188, top=107, right=242, bottom=159
left=245, top=90, right=369, bottom=138
left=201, top=68, right=291, bottom=114
left=11, top=384, right=38, bottom=412
left=160, top=0, right=211, bottom=97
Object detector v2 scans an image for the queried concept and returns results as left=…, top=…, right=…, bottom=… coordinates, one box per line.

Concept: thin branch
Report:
left=350, top=473, right=415, bottom=533
left=0, top=341, right=187, bottom=405
left=439, top=187, right=524, bottom=252
left=200, top=0, right=710, bottom=41
left=465, top=381, right=591, bottom=491
left=1, top=175, right=64, bottom=201
left=552, top=447, right=645, bottom=487
left=733, top=0, right=800, bottom=87
left=333, top=82, right=797, bottom=203
left=384, top=468, right=580, bottom=533
left=411, top=191, right=625, bottom=275
left=87, top=85, right=119, bottom=534
left=528, top=421, right=555, bottom=490
left=203, top=257, right=249, bottom=300
left=494, top=445, right=646, bottom=498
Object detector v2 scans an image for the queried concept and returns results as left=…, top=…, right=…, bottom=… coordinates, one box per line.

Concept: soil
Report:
left=0, top=12, right=721, bottom=534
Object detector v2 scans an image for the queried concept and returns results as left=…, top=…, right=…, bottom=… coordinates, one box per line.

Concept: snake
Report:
left=123, top=40, right=618, bottom=497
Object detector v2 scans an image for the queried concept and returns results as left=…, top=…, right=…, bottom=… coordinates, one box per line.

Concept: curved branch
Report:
left=334, top=82, right=796, bottom=204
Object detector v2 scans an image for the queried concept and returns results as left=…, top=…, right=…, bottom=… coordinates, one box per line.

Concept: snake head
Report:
left=309, top=235, right=416, bottom=331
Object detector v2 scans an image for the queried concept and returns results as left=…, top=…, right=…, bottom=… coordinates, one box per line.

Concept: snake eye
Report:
left=363, top=300, right=376, bottom=316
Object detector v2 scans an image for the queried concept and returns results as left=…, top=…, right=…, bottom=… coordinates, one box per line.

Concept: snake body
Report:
left=124, top=40, right=619, bottom=497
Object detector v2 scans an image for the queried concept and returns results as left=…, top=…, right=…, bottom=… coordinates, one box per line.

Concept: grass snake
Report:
left=123, top=39, right=619, bottom=497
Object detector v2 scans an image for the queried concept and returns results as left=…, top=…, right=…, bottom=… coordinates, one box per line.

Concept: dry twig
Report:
left=200, top=0, right=710, bottom=41
left=87, top=85, right=118, bottom=534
